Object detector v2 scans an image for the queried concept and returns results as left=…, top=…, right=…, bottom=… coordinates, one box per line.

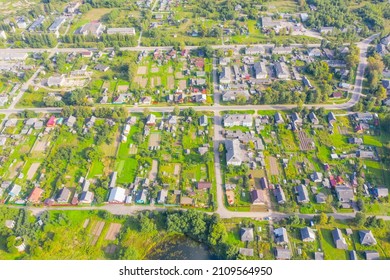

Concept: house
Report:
left=219, top=67, right=232, bottom=84
left=219, top=57, right=230, bottom=66
left=332, top=228, right=348, bottom=249
left=272, top=46, right=293, bottom=55
left=349, top=250, right=358, bottom=260
left=308, top=112, right=319, bottom=124
left=28, top=15, right=45, bottom=32
left=295, top=184, right=309, bottom=204
left=226, top=190, right=235, bottom=205
left=9, top=184, right=22, bottom=197
left=302, top=76, right=313, bottom=88
left=274, top=227, right=289, bottom=245
left=308, top=48, right=322, bottom=57
left=275, top=247, right=291, bottom=260
left=253, top=62, right=267, bottom=79
left=335, top=185, right=354, bottom=203
left=357, top=150, right=376, bottom=160
left=364, top=251, right=380, bottom=260
left=141, top=96, right=152, bottom=105
left=315, top=192, right=327, bottom=204
left=94, top=64, right=110, bottom=72
left=274, top=187, right=286, bottom=204
left=325, top=113, right=336, bottom=126
left=146, top=114, right=156, bottom=126
left=348, top=138, right=363, bottom=145
left=5, top=119, right=17, bottom=127
left=358, top=230, right=377, bottom=246
left=16, top=16, right=29, bottom=29
left=28, top=187, right=43, bottom=203
left=300, top=13, right=309, bottom=22
left=274, top=112, right=284, bottom=124
left=240, top=228, right=254, bottom=242
left=57, top=188, right=71, bottom=203
left=79, top=191, right=94, bottom=204
left=157, top=189, right=168, bottom=204
left=107, top=27, right=135, bottom=36
left=66, top=116, right=76, bottom=128
left=180, top=196, right=193, bottom=206
left=355, top=112, right=373, bottom=121
left=108, top=187, right=126, bottom=203
left=225, top=139, right=242, bottom=166
left=223, top=114, right=252, bottom=127
left=199, top=115, right=208, bottom=127
left=76, top=21, right=105, bottom=37
left=320, top=27, right=334, bottom=34
left=251, top=189, right=265, bottom=205
left=47, top=75, right=65, bottom=87
left=46, top=116, right=56, bottom=127
left=301, top=227, right=316, bottom=242
left=48, top=17, right=66, bottom=34
left=222, top=90, right=250, bottom=102
left=245, top=46, right=265, bottom=55
left=274, top=62, right=290, bottom=79
left=136, top=189, right=148, bottom=204
left=239, top=248, right=254, bottom=257
left=311, top=172, right=323, bottom=183
left=373, top=187, right=389, bottom=198
left=291, top=112, right=302, bottom=125
left=167, top=115, right=177, bottom=125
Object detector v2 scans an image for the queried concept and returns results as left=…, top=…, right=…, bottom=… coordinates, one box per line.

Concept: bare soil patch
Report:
left=105, top=223, right=122, bottom=241
left=178, top=80, right=187, bottom=90
left=148, top=133, right=161, bottom=148
left=167, top=76, right=174, bottom=89
left=90, top=221, right=105, bottom=245
left=269, top=157, right=279, bottom=176
left=137, top=66, right=147, bottom=75
left=27, top=162, right=40, bottom=180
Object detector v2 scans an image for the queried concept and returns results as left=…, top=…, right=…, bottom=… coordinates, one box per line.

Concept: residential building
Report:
left=332, top=228, right=348, bottom=249
left=359, top=230, right=377, bottom=246
left=311, top=172, right=323, bottom=183
left=0, top=52, right=28, bottom=61
left=108, top=187, right=126, bottom=203
left=250, top=189, right=265, bottom=205
left=199, top=115, right=208, bottom=127
left=274, top=62, right=290, bottom=79
left=66, top=116, right=76, bottom=128
left=79, top=191, right=94, bottom=204
left=335, top=185, right=354, bottom=203
left=223, top=114, right=252, bottom=127
left=222, top=90, right=250, bottom=102
left=275, top=247, right=291, bottom=260
left=240, top=228, right=254, bottom=242
left=136, top=189, right=148, bottom=204
left=272, top=46, right=292, bottom=55
left=94, top=64, right=110, bottom=72
left=57, top=188, right=71, bottom=203
left=225, top=139, right=242, bottom=166
left=48, top=17, right=66, bottom=33
left=9, top=184, right=21, bottom=197
left=245, top=46, right=265, bottom=55
left=197, top=182, right=212, bottom=190
left=157, top=189, right=168, bottom=204
left=308, top=112, right=319, bottom=124
left=274, top=187, right=286, bottom=204
left=28, top=16, right=45, bottom=32
left=301, top=227, right=316, bottom=242
left=274, top=227, right=289, bottom=245
left=219, top=67, right=231, bottom=84
left=76, top=21, right=105, bottom=37
left=364, top=251, right=380, bottom=260
left=274, top=112, right=284, bottom=124
left=295, top=184, right=309, bottom=203
left=373, top=187, right=388, bottom=198
left=47, top=75, right=65, bottom=87
left=253, top=61, right=267, bottom=79
left=28, top=187, right=43, bottom=203
left=146, top=114, right=157, bottom=126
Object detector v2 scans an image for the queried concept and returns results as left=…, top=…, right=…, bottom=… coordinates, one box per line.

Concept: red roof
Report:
left=197, top=182, right=212, bottom=190
left=47, top=116, right=56, bottom=127
left=28, top=187, right=43, bottom=203
left=330, top=179, right=337, bottom=187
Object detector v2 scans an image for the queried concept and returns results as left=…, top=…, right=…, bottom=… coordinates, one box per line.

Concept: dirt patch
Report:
left=134, top=76, right=148, bottom=87
left=9, top=161, right=23, bottom=179
left=162, top=154, right=171, bottom=161
left=90, top=221, right=105, bottom=245
left=33, top=139, right=48, bottom=153
left=129, top=145, right=138, bottom=155
left=167, top=76, right=174, bottom=89
left=175, top=72, right=184, bottom=79
left=137, top=66, right=147, bottom=75
left=117, top=85, right=129, bottom=92
left=178, top=80, right=187, bottom=90
left=151, top=67, right=159, bottom=73
left=168, top=66, right=173, bottom=73
left=269, top=157, right=279, bottom=176
left=149, top=160, right=158, bottom=181
left=83, top=219, right=90, bottom=228
left=105, top=223, right=122, bottom=241
left=297, top=131, right=315, bottom=151
left=155, top=77, right=161, bottom=86
left=174, top=164, right=181, bottom=176
left=337, top=125, right=349, bottom=135
left=148, top=133, right=161, bottom=148
left=27, top=162, right=40, bottom=180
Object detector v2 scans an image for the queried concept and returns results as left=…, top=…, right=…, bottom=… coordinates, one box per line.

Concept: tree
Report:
left=319, top=212, right=328, bottom=225
left=355, top=212, right=366, bottom=227
left=375, top=85, right=387, bottom=102
left=208, top=221, right=227, bottom=246
left=218, top=143, right=224, bottom=153
left=139, top=214, right=156, bottom=233
left=327, top=216, right=335, bottom=224
left=143, top=108, right=150, bottom=118
left=173, top=105, right=180, bottom=116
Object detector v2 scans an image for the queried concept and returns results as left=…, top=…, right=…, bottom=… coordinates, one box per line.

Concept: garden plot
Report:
left=129, top=144, right=138, bottom=154
left=32, top=137, right=50, bottom=153
left=27, top=162, right=40, bottom=180
left=134, top=76, right=148, bottom=87
left=149, top=160, right=158, bottom=181
left=117, top=85, right=129, bottom=92
left=90, top=221, right=105, bottom=245
left=178, top=80, right=187, bottom=90
left=297, top=131, right=315, bottom=151
left=104, top=223, right=122, bottom=241
left=269, top=156, right=279, bottom=176
left=155, top=77, right=161, bottom=86
left=137, top=66, right=147, bottom=75
left=148, top=133, right=161, bottom=148
left=174, top=164, right=181, bottom=176
left=175, top=72, right=184, bottom=79
left=151, top=67, right=159, bottom=73
left=9, top=161, right=23, bottom=179
left=167, top=76, right=175, bottom=89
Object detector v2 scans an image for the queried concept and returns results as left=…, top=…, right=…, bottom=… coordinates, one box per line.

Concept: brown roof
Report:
left=251, top=189, right=265, bottom=204
left=197, top=182, right=212, bottom=190
left=28, top=187, right=43, bottom=203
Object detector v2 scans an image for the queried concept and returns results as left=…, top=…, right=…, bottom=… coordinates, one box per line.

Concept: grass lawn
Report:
left=318, top=228, right=348, bottom=260
left=116, top=158, right=138, bottom=184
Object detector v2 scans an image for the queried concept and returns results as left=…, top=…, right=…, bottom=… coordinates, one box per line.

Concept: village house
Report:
left=219, top=66, right=232, bottom=84
left=364, top=251, right=380, bottom=260
left=301, top=227, right=316, bottom=242
left=76, top=21, right=105, bottom=37
left=157, top=189, right=168, bottom=204
left=274, top=62, right=290, bottom=79
left=274, top=227, right=289, bottom=245
left=308, top=112, right=319, bottom=124
left=253, top=61, right=267, bottom=79
left=197, top=182, right=212, bottom=191
left=245, top=46, right=265, bottom=55
left=274, top=186, right=286, bottom=204
left=28, top=187, right=43, bottom=203
left=272, top=46, right=293, bottom=55
left=107, top=27, right=135, bottom=36
left=79, top=191, right=94, bottom=204
left=108, top=187, right=126, bottom=203
left=275, top=247, right=291, bottom=260
left=295, top=184, right=309, bottom=204
left=66, top=115, right=76, bottom=128
left=136, top=189, right=148, bottom=204
left=359, top=230, right=377, bottom=246
left=332, top=228, right=348, bottom=249
left=222, top=90, right=251, bottom=102
left=146, top=114, right=157, bottom=126
left=57, top=187, right=71, bottom=203
left=373, top=187, right=388, bottom=198
left=251, top=189, right=265, bottom=205
left=47, top=75, right=65, bottom=87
